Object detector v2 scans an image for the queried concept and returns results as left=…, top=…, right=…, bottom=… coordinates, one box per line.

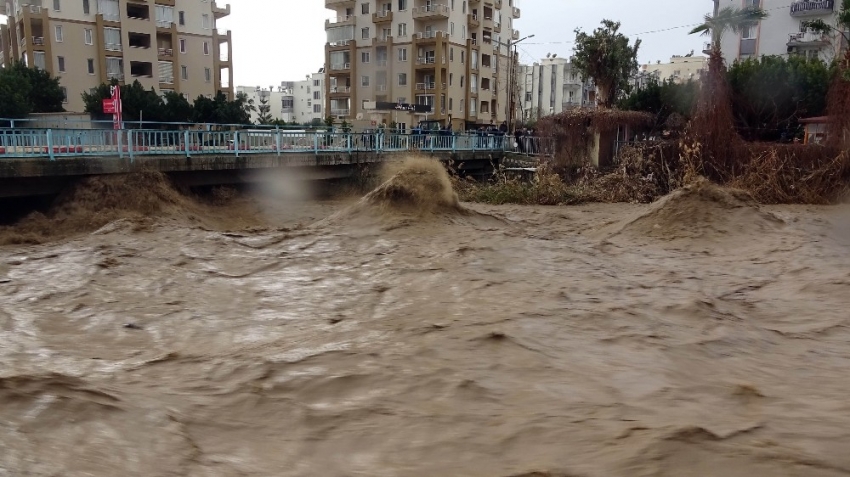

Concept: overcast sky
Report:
left=2, top=0, right=714, bottom=87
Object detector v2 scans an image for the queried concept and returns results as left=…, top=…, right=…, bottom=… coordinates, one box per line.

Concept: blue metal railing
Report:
left=0, top=129, right=509, bottom=160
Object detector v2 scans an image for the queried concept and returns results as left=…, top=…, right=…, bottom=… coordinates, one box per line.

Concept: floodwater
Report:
left=2, top=161, right=850, bottom=477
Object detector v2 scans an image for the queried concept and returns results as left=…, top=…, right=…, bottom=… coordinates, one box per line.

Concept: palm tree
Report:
left=689, top=6, right=769, bottom=62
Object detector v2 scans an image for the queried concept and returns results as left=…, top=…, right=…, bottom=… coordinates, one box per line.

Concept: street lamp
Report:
left=507, top=34, right=535, bottom=133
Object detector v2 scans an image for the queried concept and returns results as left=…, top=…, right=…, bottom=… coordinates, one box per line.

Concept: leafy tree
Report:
left=0, top=62, right=64, bottom=118
left=572, top=20, right=641, bottom=108
left=257, top=94, right=273, bottom=124
left=191, top=91, right=254, bottom=125
left=82, top=79, right=164, bottom=126
left=0, top=66, right=33, bottom=119
left=9, top=62, right=65, bottom=113
left=689, top=6, right=769, bottom=65
left=803, top=0, right=850, bottom=71
left=727, top=55, right=831, bottom=141
left=618, top=79, right=699, bottom=125
left=161, top=91, right=193, bottom=124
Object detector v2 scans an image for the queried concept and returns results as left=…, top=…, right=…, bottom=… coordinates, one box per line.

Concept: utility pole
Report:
left=500, top=34, right=535, bottom=133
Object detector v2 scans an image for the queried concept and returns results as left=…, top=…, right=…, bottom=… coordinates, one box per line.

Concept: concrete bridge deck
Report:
left=0, top=129, right=507, bottom=198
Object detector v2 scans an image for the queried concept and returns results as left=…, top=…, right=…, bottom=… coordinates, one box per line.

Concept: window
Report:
left=742, top=25, right=756, bottom=39
left=104, top=27, right=121, bottom=51
left=460, top=75, right=465, bottom=87
left=449, top=73, right=453, bottom=85
left=361, top=27, right=370, bottom=39
left=313, top=91, right=321, bottom=99
left=462, top=25, right=466, bottom=39
left=158, top=61, right=173, bottom=83
left=55, top=25, right=64, bottom=42
left=460, top=99, right=464, bottom=112
left=53, top=0, right=60, bottom=10
left=60, top=87, right=68, bottom=103
left=398, top=0, right=407, bottom=10
left=178, top=11, right=185, bottom=25
left=84, top=28, right=93, bottom=45
left=450, top=22, right=454, bottom=36
left=155, top=5, right=174, bottom=27
left=449, top=97, right=453, bottom=111
left=361, top=2, right=370, bottom=14
left=58, top=56, right=65, bottom=72
left=181, top=65, right=188, bottom=80
left=450, top=48, right=454, bottom=62
left=87, top=58, right=95, bottom=74
left=313, top=104, right=322, bottom=113
left=362, top=75, right=370, bottom=86
left=179, top=38, right=186, bottom=53
left=361, top=51, right=370, bottom=63
left=462, top=1, right=466, bottom=13
left=203, top=41, right=210, bottom=55
left=398, top=47, right=407, bottom=61
left=398, top=23, right=407, bottom=37
left=204, top=67, right=211, bottom=83
left=461, top=51, right=465, bottom=63
left=398, top=73, right=407, bottom=85
left=97, top=0, right=119, bottom=21
left=83, top=0, right=89, bottom=14
left=202, top=14, right=210, bottom=29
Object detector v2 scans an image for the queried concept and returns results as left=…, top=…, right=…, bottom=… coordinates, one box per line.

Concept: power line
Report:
left=517, top=3, right=795, bottom=47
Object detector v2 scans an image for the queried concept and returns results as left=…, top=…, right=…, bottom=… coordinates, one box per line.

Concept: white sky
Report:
left=2, top=0, right=713, bottom=86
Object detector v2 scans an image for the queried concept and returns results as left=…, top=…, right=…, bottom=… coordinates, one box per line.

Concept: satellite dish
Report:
left=546, top=53, right=551, bottom=58
left=552, top=53, right=557, bottom=58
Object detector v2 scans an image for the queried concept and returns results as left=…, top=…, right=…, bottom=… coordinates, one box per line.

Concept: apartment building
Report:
left=324, top=0, right=521, bottom=131
left=236, top=70, right=326, bottom=125
left=0, top=0, right=234, bottom=113
left=517, top=56, right=596, bottom=123
left=639, top=53, right=708, bottom=84
left=713, top=0, right=847, bottom=63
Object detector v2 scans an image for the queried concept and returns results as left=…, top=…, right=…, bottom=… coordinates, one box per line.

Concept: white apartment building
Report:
left=639, top=53, right=708, bottom=84
left=324, top=0, right=522, bottom=131
left=293, top=70, right=326, bottom=125
left=236, top=70, right=326, bottom=125
left=517, top=56, right=596, bottom=123
left=0, top=0, right=234, bottom=113
left=714, top=0, right=848, bottom=63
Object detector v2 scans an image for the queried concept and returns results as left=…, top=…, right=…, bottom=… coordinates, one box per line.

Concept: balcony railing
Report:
left=325, top=15, right=355, bottom=28
left=159, top=76, right=174, bottom=84
left=331, top=108, right=350, bottom=116
left=330, top=86, right=351, bottom=93
left=416, top=56, right=437, bottom=64
left=512, top=29, right=519, bottom=40
left=330, top=62, right=351, bottom=70
left=790, top=0, right=834, bottom=16
left=415, top=30, right=447, bottom=40
left=107, top=73, right=125, bottom=81
left=416, top=82, right=436, bottom=91
left=376, top=84, right=387, bottom=91
left=158, top=47, right=173, bottom=56
left=32, top=36, right=44, bottom=45
left=788, top=31, right=830, bottom=44
left=377, top=59, right=388, bottom=67
left=105, top=42, right=123, bottom=52
left=413, top=4, right=449, bottom=19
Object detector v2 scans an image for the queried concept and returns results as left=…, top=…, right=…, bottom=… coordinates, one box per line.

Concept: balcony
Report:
left=494, top=0, right=502, bottom=8
left=377, top=59, right=388, bottom=67
left=376, top=84, right=387, bottom=91
left=788, top=30, right=830, bottom=47
left=412, top=4, right=450, bottom=20
left=375, top=35, right=392, bottom=46
left=212, top=1, right=230, bottom=19
left=325, top=15, right=355, bottom=29
left=512, top=29, right=519, bottom=40
left=416, top=82, right=436, bottom=91
left=330, top=85, right=351, bottom=95
left=325, top=0, right=355, bottom=7
left=330, top=62, right=352, bottom=71
left=790, top=0, right=833, bottom=16
left=158, top=47, right=173, bottom=57
left=32, top=36, right=45, bottom=46
left=416, top=55, right=438, bottom=65
left=414, top=30, right=448, bottom=43
left=468, top=13, right=480, bottom=27
left=512, top=6, right=520, bottom=18
left=331, top=108, right=350, bottom=116
left=373, top=10, right=393, bottom=23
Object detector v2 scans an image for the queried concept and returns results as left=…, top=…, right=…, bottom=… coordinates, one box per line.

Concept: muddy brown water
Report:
left=2, top=163, right=850, bottom=476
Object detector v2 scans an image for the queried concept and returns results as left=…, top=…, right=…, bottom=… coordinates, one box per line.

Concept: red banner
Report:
left=102, top=98, right=116, bottom=114
left=110, top=85, right=123, bottom=130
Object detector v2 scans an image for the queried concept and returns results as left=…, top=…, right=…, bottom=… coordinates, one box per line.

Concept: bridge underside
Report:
left=0, top=151, right=501, bottom=199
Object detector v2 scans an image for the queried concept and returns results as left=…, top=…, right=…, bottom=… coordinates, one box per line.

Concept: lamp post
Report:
left=506, top=34, right=534, bottom=133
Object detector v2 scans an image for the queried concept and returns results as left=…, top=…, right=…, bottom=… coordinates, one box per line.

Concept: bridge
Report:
left=0, top=127, right=510, bottom=198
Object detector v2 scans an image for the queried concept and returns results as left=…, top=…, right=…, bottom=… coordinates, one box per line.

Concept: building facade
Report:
left=639, top=54, right=708, bottom=84
left=516, top=56, right=596, bottom=123
left=324, top=0, right=521, bottom=131
left=714, top=0, right=847, bottom=64
left=0, top=0, right=234, bottom=113
left=236, top=70, right=326, bottom=125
